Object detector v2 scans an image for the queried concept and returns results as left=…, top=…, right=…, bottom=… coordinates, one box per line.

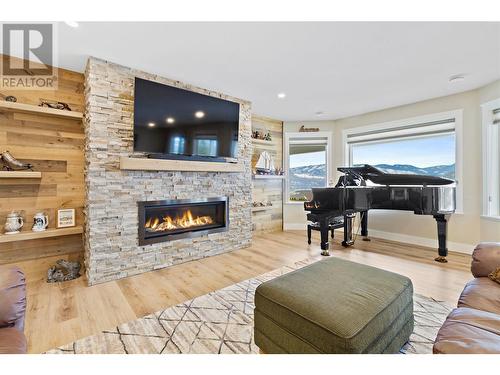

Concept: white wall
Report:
left=478, top=79, right=500, bottom=242
left=283, top=121, right=334, bottom=228
left=283, top=80, right=500, bottom=252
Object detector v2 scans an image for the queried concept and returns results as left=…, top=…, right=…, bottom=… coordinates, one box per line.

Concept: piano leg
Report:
left=361, top=211, right=371, bottom=242
left=320, top=221, right=330, bottom=256
left=433, top=214, right=449, bottom=263
left=342, top=211, right=356, bottom=247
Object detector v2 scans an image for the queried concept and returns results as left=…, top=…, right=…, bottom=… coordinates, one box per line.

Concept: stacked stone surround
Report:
left=84, top=57, right=252, bottom=285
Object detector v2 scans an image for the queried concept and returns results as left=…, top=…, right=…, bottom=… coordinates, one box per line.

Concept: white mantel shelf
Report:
left=252, top=174, right=285, bottom=179
left=119, top=156, right=245, bottom=173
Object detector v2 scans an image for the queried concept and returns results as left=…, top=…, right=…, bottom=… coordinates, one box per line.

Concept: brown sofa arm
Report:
left=0, top=266, right=26, bottom=331
left=471, top=243, right=500, bottom=278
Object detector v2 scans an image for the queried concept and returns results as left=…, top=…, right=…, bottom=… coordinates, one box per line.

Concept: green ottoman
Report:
left=254, top=258, right=414, bottom=353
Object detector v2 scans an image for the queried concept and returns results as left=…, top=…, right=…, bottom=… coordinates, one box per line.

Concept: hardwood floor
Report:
left=10, top=230, right=473, bottom=353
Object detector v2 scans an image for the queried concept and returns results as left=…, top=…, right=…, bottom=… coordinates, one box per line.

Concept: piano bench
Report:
left=307, top=221, right=343, bottom=244
left=254, top=257, right=414, bottom=354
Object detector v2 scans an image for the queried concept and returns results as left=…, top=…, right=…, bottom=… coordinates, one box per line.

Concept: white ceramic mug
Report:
left=32, top=212, right=49, bottom=232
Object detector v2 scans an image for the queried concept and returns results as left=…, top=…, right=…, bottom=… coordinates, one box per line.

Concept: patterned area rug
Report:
left=46, top=258, right=452, bottom=354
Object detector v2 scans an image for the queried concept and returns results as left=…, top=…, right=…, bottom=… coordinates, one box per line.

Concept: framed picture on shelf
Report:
left=57, top=208, right=75, bottom=228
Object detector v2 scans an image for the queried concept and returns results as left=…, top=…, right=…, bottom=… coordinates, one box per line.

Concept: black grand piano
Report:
left=304, top=165, right=456, bottom=262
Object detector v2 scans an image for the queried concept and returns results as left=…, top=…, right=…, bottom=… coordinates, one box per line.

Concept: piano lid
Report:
left=337, top=164, right=455, bottom=186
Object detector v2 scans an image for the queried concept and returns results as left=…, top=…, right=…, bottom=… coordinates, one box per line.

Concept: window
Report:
left=194, top=138, right=218, bottom=157
left=169, top=136, right=185, bottom=154
left=350, top=132, right=456, bottom=179
left=285, top=132, right=332, bottom=202
left=482, top=99, right=500, bottom=218
left=343, top=110, right=463, bottom=210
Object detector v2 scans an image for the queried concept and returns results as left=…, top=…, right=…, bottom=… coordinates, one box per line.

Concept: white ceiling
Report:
left=56, top=22, right=500, bottom=121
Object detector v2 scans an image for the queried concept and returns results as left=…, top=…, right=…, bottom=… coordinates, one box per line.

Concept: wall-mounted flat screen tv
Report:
left=133, top=77, right=240, bottom=161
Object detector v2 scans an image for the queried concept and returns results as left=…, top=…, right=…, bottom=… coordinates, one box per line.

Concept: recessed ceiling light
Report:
left=315, top=111, right=324, bottom=117
left=449, top=74, right=465, bottom=83
left=148, top=122, right=156, bottom=127
left=166, top=117, right=175, bottom=124
left=64, top=21, right=79, bottom=28
left=195, top=111, right=205, bottom=118
left=277, top=92, right=286, bottom=99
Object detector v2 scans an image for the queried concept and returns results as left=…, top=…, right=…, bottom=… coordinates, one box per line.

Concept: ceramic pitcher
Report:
left=4, top=212, right=23, bottom=234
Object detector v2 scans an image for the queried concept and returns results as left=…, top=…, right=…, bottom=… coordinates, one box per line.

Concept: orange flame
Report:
left=145, top=209, right=214, bottom=232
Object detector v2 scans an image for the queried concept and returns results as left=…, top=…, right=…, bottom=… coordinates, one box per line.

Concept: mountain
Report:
left=289, top=164, right=326, bottom=179
left=370, top=164, right=455, bottom=179
left=289, top=163, right=455, bottom=199
left=289, top=164, right=327, bottom=200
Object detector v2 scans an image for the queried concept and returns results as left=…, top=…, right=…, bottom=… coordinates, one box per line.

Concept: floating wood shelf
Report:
left=120, top=156, right=244, bottom=173
left=0, top=226, right=83, bottom=243
left=252, top=174, right=285, bottom=180
left=252, top=138, right=276, bottom=145
left=0, top=101, right=83, bottom=120
left=0, top=171, right=42, bottom=179
left=251, top=206, right=274, bottom=212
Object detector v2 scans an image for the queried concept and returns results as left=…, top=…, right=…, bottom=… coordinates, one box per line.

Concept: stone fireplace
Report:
left=84, top=57, right=252, bottom=285
left=138, top=197, right=229, bottom=245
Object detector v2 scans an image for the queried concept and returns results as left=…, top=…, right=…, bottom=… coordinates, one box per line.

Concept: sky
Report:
left=290, top=151, right=325, bottom=168
left=352, top=133, right=455, bottom=167
left=289, top=133, right=455, bottom=169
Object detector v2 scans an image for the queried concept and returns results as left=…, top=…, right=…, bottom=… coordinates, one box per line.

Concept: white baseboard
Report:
left=283, top=223, right=307, bottom=231
left=283, top=223, right=474, bottom=254
left=366, top=229, right=473, bottom=255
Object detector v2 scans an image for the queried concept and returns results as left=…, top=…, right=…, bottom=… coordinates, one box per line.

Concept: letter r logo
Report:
left=2, top=23, right=53, bottom=76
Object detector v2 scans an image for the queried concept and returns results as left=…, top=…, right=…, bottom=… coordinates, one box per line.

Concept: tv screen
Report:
left=133, top=78, right=240, bottom=160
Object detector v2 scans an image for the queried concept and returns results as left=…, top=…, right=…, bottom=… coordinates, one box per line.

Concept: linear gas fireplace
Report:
left=138, top=197, right=229, bottom=245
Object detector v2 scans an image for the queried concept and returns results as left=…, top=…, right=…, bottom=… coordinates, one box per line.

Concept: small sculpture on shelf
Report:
left=47, top=259, right=81, bottom=283
left=254, top=151, right=275, bottom=175
left=4, top=211, right=24, bottom=234
left=252, top=201, right=273, bottom=207
left=0, top=150, right=34, bottom=171
left=274, top=167, right=284, bottom=176
left=39, top=100, right=72, bottom=111
left=0, top=93, right=17, bottom=102
left=252, top=129, right=272, bottom=141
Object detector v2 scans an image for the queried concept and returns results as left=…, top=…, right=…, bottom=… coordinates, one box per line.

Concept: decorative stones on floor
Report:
left=47, top=260, right=81, bottom=283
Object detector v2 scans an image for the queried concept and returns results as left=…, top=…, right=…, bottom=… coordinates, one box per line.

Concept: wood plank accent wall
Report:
left=0, top=55, right=85, bottom=264
left=251, top=115, right=284, bottom=233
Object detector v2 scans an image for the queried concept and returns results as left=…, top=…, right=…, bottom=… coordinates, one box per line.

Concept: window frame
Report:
left=481, top=98, right=500, bottom=220
left=341, top=110, right=464, bottom=213
left=284, top=131, right=333, bottom=205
